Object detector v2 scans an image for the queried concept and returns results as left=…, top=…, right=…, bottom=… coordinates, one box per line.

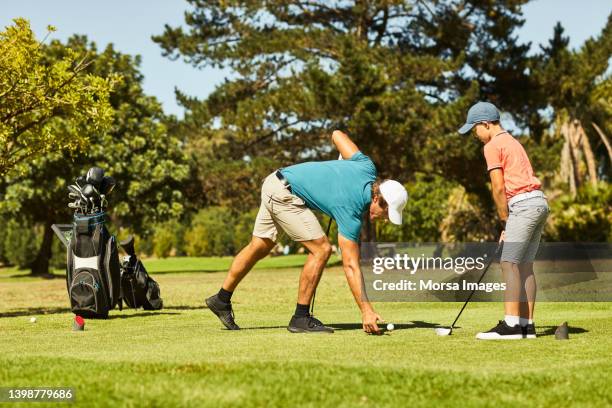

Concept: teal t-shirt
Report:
left=280, top=152, right=376, bottom=242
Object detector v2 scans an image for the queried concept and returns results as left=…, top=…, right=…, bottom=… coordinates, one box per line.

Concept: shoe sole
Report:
left=205, top=298, right=239, bottom=330
left=287, top=326, right=334, bottom=334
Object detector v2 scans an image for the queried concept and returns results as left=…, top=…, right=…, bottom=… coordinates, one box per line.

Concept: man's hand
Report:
left=499, top=230, right=505, bottom=243
left=338, top=235, right=385, bottom=335
left=362, top=308, right=384, bottom=335
left=331, top=130, right=359, bottom=159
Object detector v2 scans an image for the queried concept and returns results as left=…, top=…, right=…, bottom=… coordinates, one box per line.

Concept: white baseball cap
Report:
left=379, top=180, right=408, bottom=225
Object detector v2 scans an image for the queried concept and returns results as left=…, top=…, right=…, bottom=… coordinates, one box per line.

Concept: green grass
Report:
left=1, top=259, right=611, bottom=407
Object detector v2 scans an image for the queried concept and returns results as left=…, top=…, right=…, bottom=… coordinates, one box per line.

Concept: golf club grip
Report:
left=450, top=242, right=503, bottom=328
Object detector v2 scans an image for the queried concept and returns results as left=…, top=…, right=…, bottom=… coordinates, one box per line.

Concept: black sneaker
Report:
left=523, top=323, right=536, bottom=339
left=287, top=315, right=334, bottom=333
left=205, top=294, right=240, bottom=330
left=476, top=320, right=524, bottom=340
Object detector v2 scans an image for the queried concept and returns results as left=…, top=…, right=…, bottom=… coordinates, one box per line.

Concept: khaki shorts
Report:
left=253, top=172, right=324, bottom=242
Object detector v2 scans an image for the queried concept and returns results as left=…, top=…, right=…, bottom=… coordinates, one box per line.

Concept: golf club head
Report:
left=86, top=167, right=105, bottom=189
left=75, top=175, right=87, bottom=188
left=100, top=176, right=116, bottom=195
left=434, top=327, right=452, bottom=336
left=120, top=235, right=136, bottom=257
left=81, top=184, right=95, bottom=198
left=68, top=185, right=81, bottom=195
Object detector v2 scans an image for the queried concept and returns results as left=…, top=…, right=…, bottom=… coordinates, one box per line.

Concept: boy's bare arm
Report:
left=489, top=168, right=509, bottom=222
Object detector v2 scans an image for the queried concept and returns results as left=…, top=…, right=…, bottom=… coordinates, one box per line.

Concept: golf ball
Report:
left=30, top=317, right=37, bottom=323
left=386, top=323, right=394, bottom=331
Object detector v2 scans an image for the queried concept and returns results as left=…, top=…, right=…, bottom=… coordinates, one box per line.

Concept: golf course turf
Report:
left=1, top=256, right=611, bottom=407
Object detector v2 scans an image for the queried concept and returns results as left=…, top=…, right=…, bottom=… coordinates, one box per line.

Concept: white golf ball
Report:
left=386, top=323, right=394, bottom=331
left=30, top=317, right=37, bottom=323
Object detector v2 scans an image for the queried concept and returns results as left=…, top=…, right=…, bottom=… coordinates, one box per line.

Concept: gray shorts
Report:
left=501, top=196, right=549, bottom=263
left=252, top=173, right=324, bottom=242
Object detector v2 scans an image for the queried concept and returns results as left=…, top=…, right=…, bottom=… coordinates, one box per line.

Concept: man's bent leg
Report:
left=222, top=236, right=276, bottom=291
left=206, top=236, right=275, bottom=330
left=287, top=236, right=334, bottom=333
left=297, top=236, right=332, bottom=305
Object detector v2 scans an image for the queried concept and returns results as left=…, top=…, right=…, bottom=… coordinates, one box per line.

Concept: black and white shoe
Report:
left=476, top=320, right=524, bottom=340
left=523, top=323, right=536, bottom=339
left=287, top=315, right=334, bottom=333
left=205, top=294, right=240, bottom=330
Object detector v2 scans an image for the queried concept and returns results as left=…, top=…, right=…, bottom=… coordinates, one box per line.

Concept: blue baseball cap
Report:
left=458, top=102, right=500, bottom=134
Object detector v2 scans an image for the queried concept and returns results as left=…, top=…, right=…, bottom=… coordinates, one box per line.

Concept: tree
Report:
left=0, top=18, right=114, bottom=177
left=153, top=0, right=537, bottom=215
left=532, top=17, right=612, bottom=192
left=0, top=36, right=190, bottom=275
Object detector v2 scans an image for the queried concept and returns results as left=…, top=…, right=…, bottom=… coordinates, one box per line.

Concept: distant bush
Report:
left=0, top=217, right=7, bottom=265
left=377, top=175, right=461, bottom=242
left=232, top=209, right=258, bottom=251
left=547, top=183, right=612, bottom=241
left=152, top=220, right=185, bottom=258
left=3, top=219, right=39, bottom=269
left=184, top=207, right=235, bottom=256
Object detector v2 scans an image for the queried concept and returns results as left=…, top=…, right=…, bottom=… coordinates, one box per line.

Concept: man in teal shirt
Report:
left=205, top=130, right=408, bottom=334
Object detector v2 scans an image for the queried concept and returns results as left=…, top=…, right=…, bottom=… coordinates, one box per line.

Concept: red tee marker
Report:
left=73, top=315, right=85, bottom=331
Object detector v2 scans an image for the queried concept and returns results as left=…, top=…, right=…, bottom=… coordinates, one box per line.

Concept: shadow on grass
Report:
left=6, top=273, right=65, bottom=280
left=163, top=305, right=207, bottom=311
left=330, top=320, right=441, bottom=331
left=237, top=320, right=442, bottom=331
left=108, top=311, right=180, bottom=319
left=537, top=325, right=588, bottom=337
left=0, top=307, right=70, bottom=318
left=1, top=307, right=182, bottom=319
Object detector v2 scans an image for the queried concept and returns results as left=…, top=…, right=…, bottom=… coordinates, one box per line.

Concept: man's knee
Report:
left=311, top=238, right=332, bottom=260
left=248, top=236, right=275, bottom=256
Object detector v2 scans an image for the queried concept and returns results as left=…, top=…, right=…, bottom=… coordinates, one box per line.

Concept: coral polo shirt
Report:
left=483, top=132, right=541, bottom=200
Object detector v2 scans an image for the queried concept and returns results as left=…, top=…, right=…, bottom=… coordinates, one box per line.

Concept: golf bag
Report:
left=66, top=213, right=122, bottom=319
left=54, top=166, right=163, bottom=317
left=119, top=235, right=163, bottom=310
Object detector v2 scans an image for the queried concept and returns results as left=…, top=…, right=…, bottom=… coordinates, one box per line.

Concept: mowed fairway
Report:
left=1, top=256, right=612, bottom=407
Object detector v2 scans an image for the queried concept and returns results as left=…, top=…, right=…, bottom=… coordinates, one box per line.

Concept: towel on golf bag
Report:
left=119, top=235, right=163, bottom=310
left=66, top=213, right=121, bottom=319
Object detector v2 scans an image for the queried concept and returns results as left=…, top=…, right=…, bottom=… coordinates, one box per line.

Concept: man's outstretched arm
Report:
left=338, top=234, right=384, bottom=334
left=332, top=130, right=359, bottom=159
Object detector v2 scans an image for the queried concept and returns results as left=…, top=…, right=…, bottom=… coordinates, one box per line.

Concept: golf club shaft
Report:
left=450, top=242, right=503, bottom=329
left=310, top=217, right=333, bottom=315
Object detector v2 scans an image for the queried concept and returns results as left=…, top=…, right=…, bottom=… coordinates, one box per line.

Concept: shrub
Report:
left=547, top=183, right=612, bottom=241
left=152, top=220, right=185, bottom=258
left=184, top=207, right=235, bottom=256
left=3, top=219, right=40, bottom=268
left=232, top=209, right=258, bottom=251
left=377, top=175, right=460, bottom=242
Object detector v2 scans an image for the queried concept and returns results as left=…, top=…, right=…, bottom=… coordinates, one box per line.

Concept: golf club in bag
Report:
left=53, top=167, right=162, bottom=318
left=435, top=242, right=504, bottom=336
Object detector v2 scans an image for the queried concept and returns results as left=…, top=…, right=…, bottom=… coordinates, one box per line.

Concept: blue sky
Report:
left=2, top=0, right=610, bottom=117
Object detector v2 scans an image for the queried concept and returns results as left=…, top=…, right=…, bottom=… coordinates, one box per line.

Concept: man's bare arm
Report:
left=338, top=234, right=384, bottom=334
left=489, top=168, right=508, bottom=222
left=332, top=130, right=359, bottom=159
